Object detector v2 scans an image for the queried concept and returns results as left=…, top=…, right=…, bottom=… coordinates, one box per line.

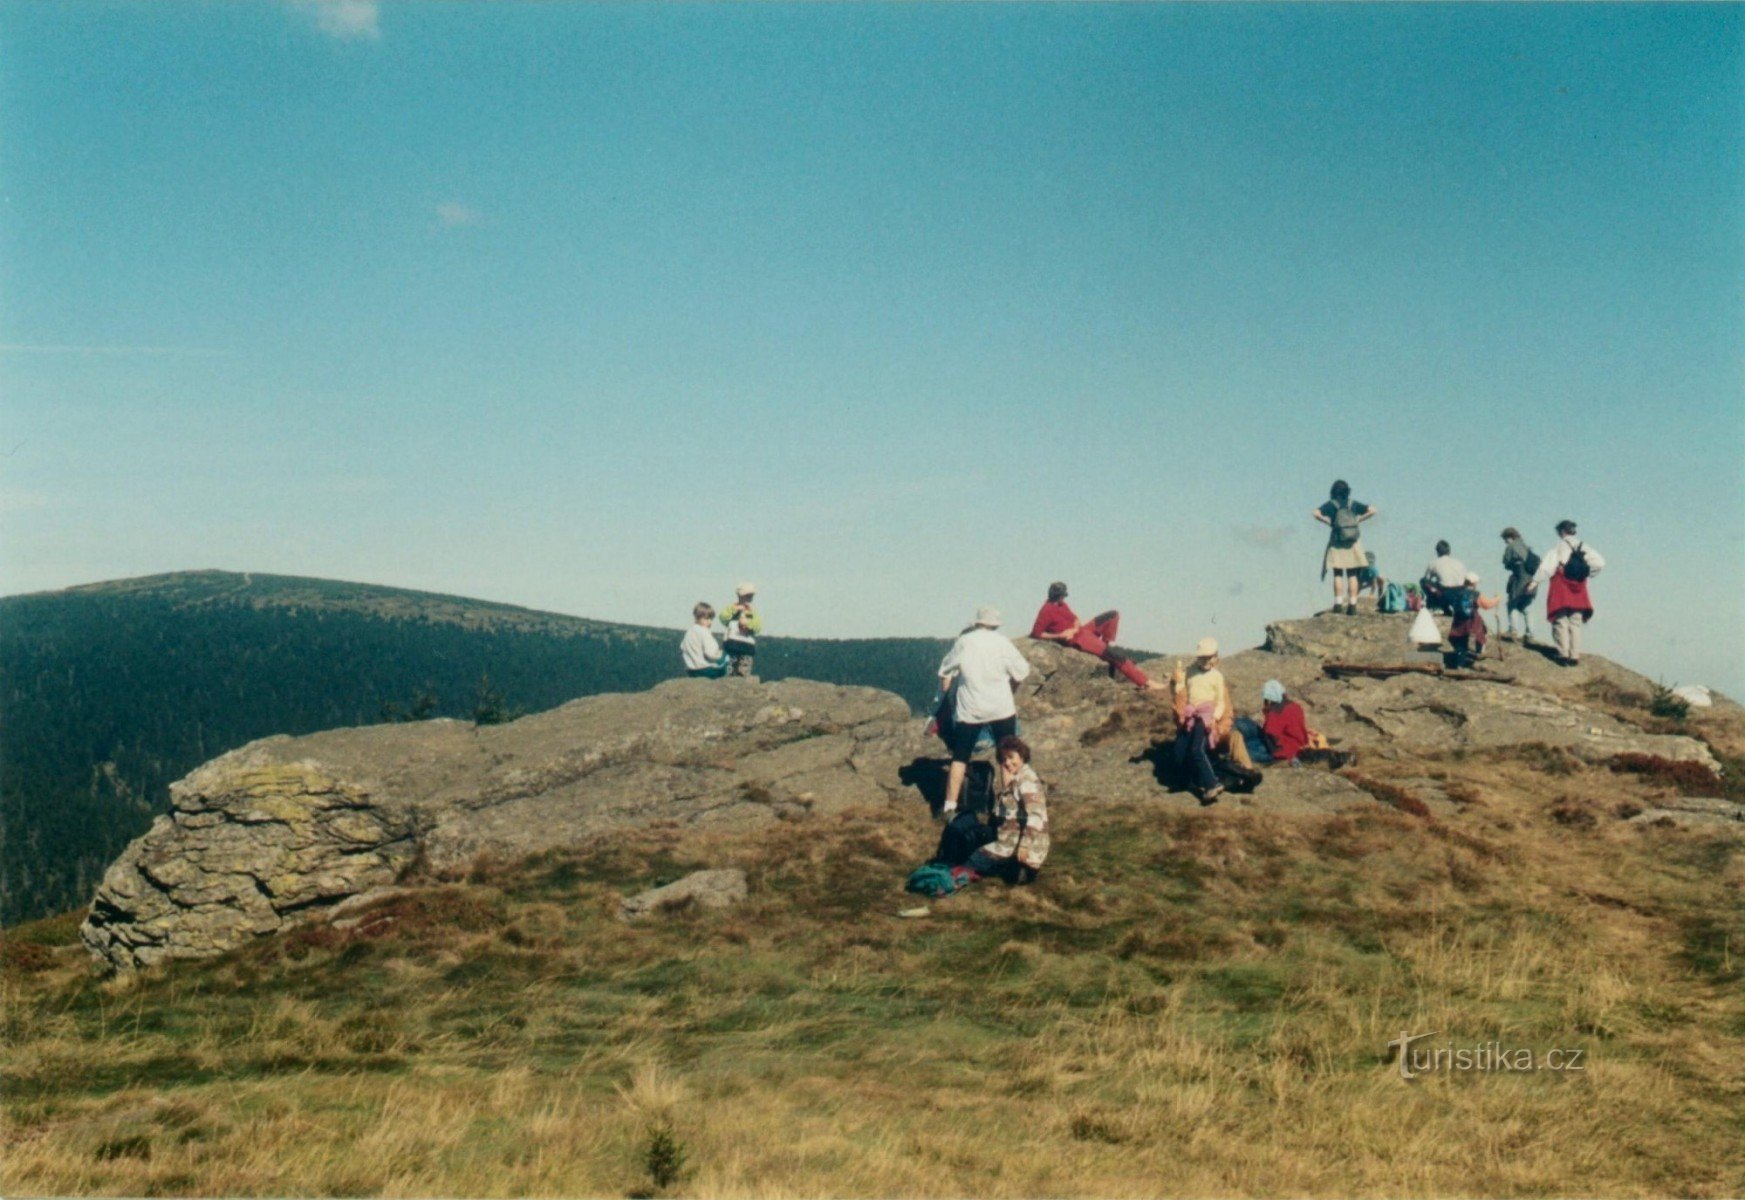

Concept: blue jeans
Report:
left=1232, top=716, right=1274, bottom=765
left=1173, top=723, right=1218, bottom=792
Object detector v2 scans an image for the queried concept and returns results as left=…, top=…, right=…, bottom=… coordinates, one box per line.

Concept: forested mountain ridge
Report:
left=0, top=571, right=950, bottom=925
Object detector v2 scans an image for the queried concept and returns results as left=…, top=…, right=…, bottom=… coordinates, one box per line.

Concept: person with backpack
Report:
left=1527, top=520, right=1606, bottom=666
left=1500, top=528, right=1540, bottom=641
left=679, top=602, right=730, bottom=678
left=937, top=606, right=1031, bottom=818
left=1313, top=480, right=1379, bottom=615
left=1446, top=573, right=1498, bottom=669
left=719, top=583, right=763, bottom=678
left=1420, top=541, right=1468, bottom=615
left=1029, top=581, right=1165, bottom=691
left=1170, top=638, right=1232, bottom=803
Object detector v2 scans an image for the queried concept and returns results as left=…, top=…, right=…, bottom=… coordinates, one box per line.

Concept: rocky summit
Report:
left=81, top=609, right=1739, bottom=972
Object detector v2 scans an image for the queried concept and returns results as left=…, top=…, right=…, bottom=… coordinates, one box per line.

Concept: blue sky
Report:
left=3, top=2, right=1741, bottom=696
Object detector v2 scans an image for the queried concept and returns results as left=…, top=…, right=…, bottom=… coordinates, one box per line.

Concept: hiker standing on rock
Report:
left=1528, top=520, right=1605, bottom=667
left=1314, top=480, right=1378, bottom=616
left=1420, top=541, right=1468, bottom=614
left=1171, top=638, right=1232, bottom=803
left=719, top=584, right=762, bottom=678
left=1500, top=528, right=1540, bottom=641
left=680, top=603, right=729, bottom=678
left=1029, top=582, right=1165, bottom=691
left=937, top=606, right=1031, bottom=818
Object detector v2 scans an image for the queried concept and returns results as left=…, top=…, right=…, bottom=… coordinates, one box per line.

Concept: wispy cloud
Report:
left=1234, top=525, right=1296, bottom=549
left=298, top=0, right=380, bottom=42
left=435, top=201, right=483, bottom=228
left=0, top=344, right=231, bottom=357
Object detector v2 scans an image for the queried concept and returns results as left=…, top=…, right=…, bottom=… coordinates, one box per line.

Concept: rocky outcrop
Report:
left=621, top=869, right=749, bottom=920
left=82, top=611, right=1737, bottom=972
left=82, top=678, right=910, bottom=972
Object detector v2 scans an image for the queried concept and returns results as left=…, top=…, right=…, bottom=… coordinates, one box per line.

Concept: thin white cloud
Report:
left=300, top=0, right=380, bottom=42
left=0, top=344, right=231, bottom=357
left=436, top=201, right=482, bottom=228
left=1234, top=525, right=1296, bottom=549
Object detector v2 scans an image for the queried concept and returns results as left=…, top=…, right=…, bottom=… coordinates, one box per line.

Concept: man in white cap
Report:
left=936, top=605, right=1031, bottom=817
left=720, top=583, right=762, bottom=678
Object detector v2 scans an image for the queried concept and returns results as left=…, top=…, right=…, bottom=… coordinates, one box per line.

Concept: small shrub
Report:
left=1511, top=742, right=1581, bottom=776
left=641, top=1120, right=690, bottom=1194
left=1550, top=797, right=1597, bottom=829
left=0, top=939, right=55, bottom=973
left=1649, top=685, right=1691, bottom=723
left=1342, top=771, right=1433, bottom=819
left=1608, top=754, right=1721, bottom=796
left=1614, top=801, right=1644, bottom=820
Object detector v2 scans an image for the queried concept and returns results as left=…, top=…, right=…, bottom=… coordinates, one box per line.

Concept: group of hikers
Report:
left=1318, top=478, right=1606, bottom=669
left=680, top=482, right=1606, bottom=897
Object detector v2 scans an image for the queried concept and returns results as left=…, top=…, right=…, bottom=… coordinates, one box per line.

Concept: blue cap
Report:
left=1262, top=680, right=1286, bottom=704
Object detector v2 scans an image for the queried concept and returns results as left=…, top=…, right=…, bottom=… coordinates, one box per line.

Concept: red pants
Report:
left=1065, top=611, right=1150, bottom=688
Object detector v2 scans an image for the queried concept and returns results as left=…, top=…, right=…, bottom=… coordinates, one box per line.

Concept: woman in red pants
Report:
left=1029, top=582, right=1164, bottom=691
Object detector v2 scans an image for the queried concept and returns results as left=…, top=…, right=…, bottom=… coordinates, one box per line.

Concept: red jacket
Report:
left=1263, top=701, right=1309, bottom=762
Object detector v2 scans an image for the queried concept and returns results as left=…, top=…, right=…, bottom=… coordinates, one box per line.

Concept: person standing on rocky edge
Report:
left=719, top=583, right=762, bottom=678
left=1029, top=581, right=1166, bottom=691
left=1313, top=480, right=1378, bottom=616
left=680, top=603, right=729, bottom=678
left=1500, top=527, right=1540, bottom=641
left=937, top=606, right=1031, bottom=819
left=1527, top=520, right=1606, bottom=666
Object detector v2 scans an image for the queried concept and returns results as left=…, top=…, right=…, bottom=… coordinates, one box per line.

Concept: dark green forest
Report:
left=0, top=572, right=948, bottom=926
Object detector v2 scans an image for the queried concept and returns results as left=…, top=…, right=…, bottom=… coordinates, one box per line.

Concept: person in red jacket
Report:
left=1029, top=582, right=1163, bottom=690
left=1232, top=680, right=1309, bottom=764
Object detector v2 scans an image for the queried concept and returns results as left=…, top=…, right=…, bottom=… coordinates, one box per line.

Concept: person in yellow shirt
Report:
left=1170, top=637, right=1233, bottom=803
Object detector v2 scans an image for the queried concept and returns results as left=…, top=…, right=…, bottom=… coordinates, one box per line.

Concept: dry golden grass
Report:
left=4, top=747, right=1743, bottom=1197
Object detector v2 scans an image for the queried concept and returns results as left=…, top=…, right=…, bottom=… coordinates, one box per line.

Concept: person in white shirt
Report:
left=680, top=602, right=729, bottom=678
left=1527, top=520, right=1606, bottom=666
left=936, top=605, right=1031, bottom=817
left=1421, top=540, right=1468, bottom=614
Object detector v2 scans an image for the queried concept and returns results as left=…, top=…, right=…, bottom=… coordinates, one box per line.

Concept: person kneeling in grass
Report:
left=963, top=735, right=1049, bottom=884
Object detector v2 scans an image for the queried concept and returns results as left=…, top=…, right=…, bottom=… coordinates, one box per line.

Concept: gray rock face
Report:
left=81, top=611, right=1736, bottom=972
left=620, top=869, right=749, bottom=920
left=82, top=678, right=909, bottom=972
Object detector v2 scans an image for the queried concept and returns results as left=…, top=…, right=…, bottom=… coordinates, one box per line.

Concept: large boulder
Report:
left=82, top=678, right=911, bottom=972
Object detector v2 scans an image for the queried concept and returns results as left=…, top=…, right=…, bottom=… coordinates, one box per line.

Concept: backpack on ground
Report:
left=1331, top=503, right=1362, bottom=549
left=1379, top=581, right=1407, bottom=614
left=1563, top=543, right=1591, bottom=583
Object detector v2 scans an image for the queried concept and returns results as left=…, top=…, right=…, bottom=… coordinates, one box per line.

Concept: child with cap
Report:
left=720, top=583, right=763, bottom=678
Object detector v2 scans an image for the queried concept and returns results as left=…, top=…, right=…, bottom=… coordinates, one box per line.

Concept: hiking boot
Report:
left=1200, top=785, right=1225, bottom=805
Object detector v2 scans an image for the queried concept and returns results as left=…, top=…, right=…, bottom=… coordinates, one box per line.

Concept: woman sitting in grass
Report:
left=965, top=735, right=1049, bottom=883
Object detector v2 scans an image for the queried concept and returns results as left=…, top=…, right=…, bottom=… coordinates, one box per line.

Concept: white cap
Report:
left=1195, top=637, right=1219, bottom=658
left=736, top=582, right=756, bottom=597
left=974, top=605, right=1002, bottom=628
left=1465, top=572, right=1480, bottom=585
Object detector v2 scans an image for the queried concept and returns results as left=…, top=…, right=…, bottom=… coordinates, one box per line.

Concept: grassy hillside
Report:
left=0, top=571, right=950, bottom=925
left=4, top=741, right=1743, bottom=1196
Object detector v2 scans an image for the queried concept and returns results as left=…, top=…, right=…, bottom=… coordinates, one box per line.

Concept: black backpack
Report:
left=1449, top=587, right=1478, bottom=621
left=1563, top=543, right=1591, bottom=583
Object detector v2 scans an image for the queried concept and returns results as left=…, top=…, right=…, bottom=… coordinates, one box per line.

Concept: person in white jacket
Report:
left=936, top=605, right=1031, bottom=818
left=1527, top=520, right=1606, bottom=666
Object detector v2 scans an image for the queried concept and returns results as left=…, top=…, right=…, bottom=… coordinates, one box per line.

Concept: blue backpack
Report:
left=1379, top=581, right=1407, bottom=614
left=1449, top=587, right=1478, bottom=621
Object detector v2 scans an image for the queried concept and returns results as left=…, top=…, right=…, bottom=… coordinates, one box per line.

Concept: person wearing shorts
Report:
left=937, top=605, right=1031, bottom=818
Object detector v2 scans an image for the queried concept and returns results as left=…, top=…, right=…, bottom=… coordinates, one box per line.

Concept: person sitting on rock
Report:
left=963, top=735, right=1049, bottom=883
left=1233, top=680, right=1309, bottom=765
left=1170, top=638, right=1231, bottom=803
left=1029, top=581, right=1165, bottom=691
left=937, top=606, right=1031, bottom=818
left=1420, top=540, right=1468, bottom=615
left=680, top=602, right=729, bottom=678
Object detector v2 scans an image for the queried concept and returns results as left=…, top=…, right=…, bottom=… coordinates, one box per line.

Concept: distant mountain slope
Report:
left=0, top=571, right=949, bottom=925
